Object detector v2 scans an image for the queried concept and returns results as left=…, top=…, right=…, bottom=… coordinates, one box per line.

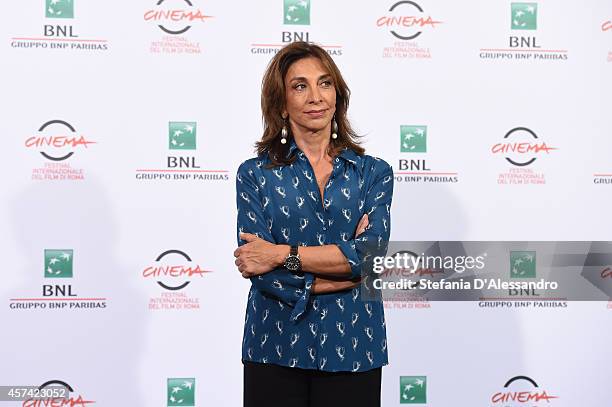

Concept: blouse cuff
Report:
left=289, top=273, right=314, bottom=323
left=335, top=240, right=363, bottom=280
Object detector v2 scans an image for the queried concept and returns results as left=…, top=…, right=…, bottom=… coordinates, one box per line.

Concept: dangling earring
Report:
left=331, top=118, right=338, bottom=140
left=281, top=118, right=288, bottom=144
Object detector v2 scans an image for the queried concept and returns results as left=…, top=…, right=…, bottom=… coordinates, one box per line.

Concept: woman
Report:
left=234, top=41, right=394, bottom=407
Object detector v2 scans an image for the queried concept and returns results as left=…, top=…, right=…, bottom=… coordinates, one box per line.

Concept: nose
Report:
left=308, top=84, right=322, bottom=103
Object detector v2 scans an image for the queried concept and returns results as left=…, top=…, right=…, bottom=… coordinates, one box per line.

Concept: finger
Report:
left=360, top=214, right=369, bottom=229
left=240, top=266, right=252, bottom=278
left=360, top=216, right=370, bottom=234
left=234, top=258, right=241, bottom=267
left=240, top=232, right=258, bottom=242
left=233, top=248, right=240, bottom=257
left=356, top=216, right=367, bottom=236
left=355, top=219, right=364, bottom=235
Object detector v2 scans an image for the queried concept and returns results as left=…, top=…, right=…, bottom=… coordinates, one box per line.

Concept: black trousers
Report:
left=243, top=361, right=382, bottom=407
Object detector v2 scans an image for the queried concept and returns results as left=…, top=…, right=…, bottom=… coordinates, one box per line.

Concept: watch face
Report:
left=285, top=256, right=301, bottom=271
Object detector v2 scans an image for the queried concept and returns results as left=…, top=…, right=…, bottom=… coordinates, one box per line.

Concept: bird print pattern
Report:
left=236, top=139, right=393, bottom=372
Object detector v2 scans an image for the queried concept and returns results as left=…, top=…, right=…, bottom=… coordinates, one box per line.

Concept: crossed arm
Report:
left=235, top=159, right=393, bottom=304
left=233, top=215, right=369, bottom=294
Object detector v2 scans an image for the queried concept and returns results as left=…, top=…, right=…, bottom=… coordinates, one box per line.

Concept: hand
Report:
left=355, top=214, right=369, bottom=237
left=234, top=233, right=287, bottom=278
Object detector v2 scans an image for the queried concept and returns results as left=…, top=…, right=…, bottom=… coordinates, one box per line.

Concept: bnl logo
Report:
left=46, top=0, right=73, bottom=18
left=167, top=378, right=195, bottom=406
left=167, top=121, right=200, bottom=168
left=44, top=249, right=77, bottom=297
left=400, top=126, right=427, bottom=153
left=45, top=0, right=78, bottom=37
left=398, top=125, right=430, bottom=172
left=284, top=0, right=310, bottom=25
left=509, top=251, right=539, bottom=297
left=45, top=249, right=73, bottom=277
left=400, top=376, right=426, bottom=404
left=282, top=0, right=311, bottom=43
left=510, top=251, right=536, bottom=278
left=511, top=3, right=537, bottom=30
left=510, top=3, right=540, bottom=48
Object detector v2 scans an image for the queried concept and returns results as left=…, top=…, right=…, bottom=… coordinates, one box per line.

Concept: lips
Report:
left=304, top=109, right=327, bottom=118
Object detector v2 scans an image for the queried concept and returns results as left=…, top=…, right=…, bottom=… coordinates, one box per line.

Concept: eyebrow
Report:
left=289, top=74, right=332, bottom=82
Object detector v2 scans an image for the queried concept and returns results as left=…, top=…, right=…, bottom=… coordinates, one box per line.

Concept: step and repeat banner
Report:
left=1, top=0, right=611, bottom=406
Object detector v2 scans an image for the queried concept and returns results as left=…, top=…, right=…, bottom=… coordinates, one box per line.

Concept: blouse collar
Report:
left=285, top=138, right=363, bottom=175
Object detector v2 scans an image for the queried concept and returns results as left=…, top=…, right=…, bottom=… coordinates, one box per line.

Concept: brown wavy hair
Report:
left=256, top=41, right=364, bottom=167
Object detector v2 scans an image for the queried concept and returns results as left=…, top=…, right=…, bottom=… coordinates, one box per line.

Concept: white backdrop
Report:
left=1, top=0, right=611, bottom=406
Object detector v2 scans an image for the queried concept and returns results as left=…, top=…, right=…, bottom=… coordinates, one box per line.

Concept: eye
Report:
left=294, top=83, right=306, bottom=91
left=320, top=80, right=333, bottom=88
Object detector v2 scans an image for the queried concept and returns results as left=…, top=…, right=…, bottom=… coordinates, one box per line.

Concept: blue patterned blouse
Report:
left=236, top=139, right=394, bottom=372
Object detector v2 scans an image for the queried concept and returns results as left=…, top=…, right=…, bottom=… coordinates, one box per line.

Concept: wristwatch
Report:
left=283, top=245, right=302, bottom=273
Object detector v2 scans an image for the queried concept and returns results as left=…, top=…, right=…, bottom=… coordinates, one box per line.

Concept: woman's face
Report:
left=283, top=56, right=336, bottom=135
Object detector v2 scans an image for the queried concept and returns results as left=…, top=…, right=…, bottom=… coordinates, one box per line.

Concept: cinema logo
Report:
left=250, top=0, right=343, bottom=57
left=480, top=3, right=568, bottom=61
left=167, top=378, right=195, bottom=406
left=393, top=125, right=459, bottom=184
left=377, top=1, right=443, bottom=59
left=145, top=0, right=213, bottom=55
left=381, top=250, right=441, bottom=309
left=492, top=127, right=556, bottom=185
left=490, top=376, right=558, bottom=406
left=10, top=0, right=109, bottom=51
left=22, top=380, right=95, bottom=407
left=143, top=249, right=212, bottom=310
left=8, top=249, right=108, bottom=311
left=25, top=119, right=96, bottom=181
left=135, top=121, right=229, bottom=182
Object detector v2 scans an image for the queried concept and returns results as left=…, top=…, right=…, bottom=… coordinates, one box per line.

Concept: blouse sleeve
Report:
left=236, top=160, right=312, bottom=322
left=335, top=158, right=394, bottom=279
